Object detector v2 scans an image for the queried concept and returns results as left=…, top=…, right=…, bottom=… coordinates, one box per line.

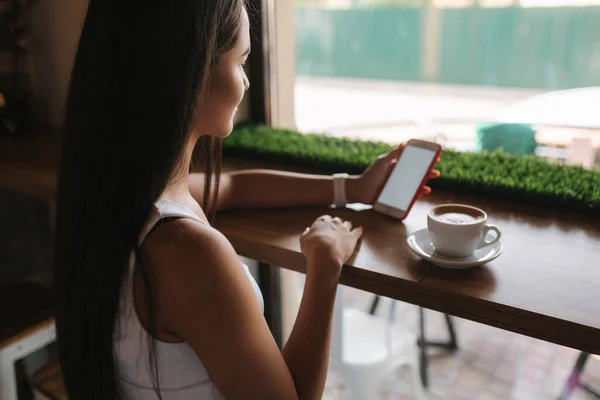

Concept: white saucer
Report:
left=407, top=229, right=503, bottom=269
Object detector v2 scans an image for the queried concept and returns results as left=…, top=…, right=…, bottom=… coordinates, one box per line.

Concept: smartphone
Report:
left=373, top=139, right=442, bottom=220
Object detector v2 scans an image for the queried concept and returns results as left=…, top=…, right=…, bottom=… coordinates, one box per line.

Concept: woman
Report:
left=53, top=1, right=438, bottom=399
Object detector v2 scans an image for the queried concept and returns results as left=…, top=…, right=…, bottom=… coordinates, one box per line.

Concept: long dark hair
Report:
left=53, top=1, right=243, bottom=398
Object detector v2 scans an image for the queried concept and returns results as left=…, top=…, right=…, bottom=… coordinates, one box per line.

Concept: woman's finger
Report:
left=390, top=143, right=405, bottom=159
left=428, top=170, right=441, bottom=180
left=342, top=220, right=352, bottom=230
left=385, top=158, right=398, bottom=173
left=382, top=143, right=405, bottom=162
left=420, top=186, right=432, bottom=195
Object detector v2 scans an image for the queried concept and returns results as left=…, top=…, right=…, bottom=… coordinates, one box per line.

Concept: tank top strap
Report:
left=137, top=198, right=209, bottom=245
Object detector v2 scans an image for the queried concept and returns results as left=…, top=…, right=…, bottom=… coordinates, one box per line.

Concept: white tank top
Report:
left=114, top=199, right=264, bottom=399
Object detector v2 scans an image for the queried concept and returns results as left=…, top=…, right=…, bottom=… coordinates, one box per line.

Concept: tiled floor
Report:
left=321, top=286, right=600, bottom=400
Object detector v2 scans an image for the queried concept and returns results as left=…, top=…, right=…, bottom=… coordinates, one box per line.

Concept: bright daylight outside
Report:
left=280, top=1, right=600, bottom=399
left=292, top=0, right=600, bottom=169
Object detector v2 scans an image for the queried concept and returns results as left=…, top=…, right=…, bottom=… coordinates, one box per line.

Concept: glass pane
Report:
left=293, top=0, right=600, bottom=168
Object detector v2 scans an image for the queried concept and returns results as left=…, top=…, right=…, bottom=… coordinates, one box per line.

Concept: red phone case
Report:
left=380, top=143, right=442, bottom=221
left=400, top=144, right=442, bottom=220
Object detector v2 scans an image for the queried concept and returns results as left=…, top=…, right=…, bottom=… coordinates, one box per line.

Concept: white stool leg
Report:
left=0, top=322, right=55, bottom=400
left=0, top=353, right=18, bottom=400
left=341, top=365, right=385, bottom=400
left=344, top=376, right=376, bottom=400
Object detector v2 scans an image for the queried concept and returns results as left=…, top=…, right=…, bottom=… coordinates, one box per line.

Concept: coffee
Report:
left=431, top=206, right=484, bottom=225
left=427, top=204, right=501, bottom=258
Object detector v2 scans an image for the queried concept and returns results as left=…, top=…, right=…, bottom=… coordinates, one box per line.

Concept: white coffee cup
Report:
left=427, top=204, right=501, bottom=258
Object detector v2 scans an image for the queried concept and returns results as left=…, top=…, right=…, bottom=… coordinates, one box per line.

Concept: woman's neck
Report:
left=161, top=134, right=199, bottom=202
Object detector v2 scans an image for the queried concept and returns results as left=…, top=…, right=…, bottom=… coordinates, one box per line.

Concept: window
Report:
left=270, top=0, right=600, bottom=169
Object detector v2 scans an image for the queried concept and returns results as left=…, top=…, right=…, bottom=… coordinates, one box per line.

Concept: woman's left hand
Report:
left=348, top=144, right=441, bottom=205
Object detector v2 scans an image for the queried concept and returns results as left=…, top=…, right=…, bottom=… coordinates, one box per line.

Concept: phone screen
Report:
left=376, top=145, right=438, bottom=211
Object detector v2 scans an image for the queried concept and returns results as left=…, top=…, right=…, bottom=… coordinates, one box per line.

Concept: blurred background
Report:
left=288, top=0, right=600, bottom=168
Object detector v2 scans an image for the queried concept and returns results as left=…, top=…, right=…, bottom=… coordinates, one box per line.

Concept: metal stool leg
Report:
left=558, top=352, right=600, bottom=400
left=444, top=313, right=459, bottom=350
left=368, top=295, right=381, bottom=315
left=418, top=308, right=460, bottom=388
left=371, top=299, right=460, bottom=389
left=417, top=311, right=458, bottom=350
left=258, top=263, right=282, bottom=348
left=419, top=307, right=428, bottom=388
left=558, top=352, right=589, bottom=400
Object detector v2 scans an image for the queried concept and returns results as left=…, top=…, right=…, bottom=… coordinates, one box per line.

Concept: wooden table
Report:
left=2, top=130, right=600, bottom=356
left=216, top=192, right=600, bottom=355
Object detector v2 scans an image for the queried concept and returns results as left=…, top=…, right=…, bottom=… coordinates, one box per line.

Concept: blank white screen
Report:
left=377, top=146, right=437, bottom=210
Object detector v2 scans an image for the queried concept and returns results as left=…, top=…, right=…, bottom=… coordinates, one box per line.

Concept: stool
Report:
left=0, top=282, right=55, bottom=400
left=292, top=275, right=424, bottom=399
left=31, top=362, right=65, bottom=400
left=369, top=296, right=458, bottom=388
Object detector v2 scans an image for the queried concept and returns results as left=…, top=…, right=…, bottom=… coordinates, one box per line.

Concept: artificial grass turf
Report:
left=224, top=124, right=600, bottom=215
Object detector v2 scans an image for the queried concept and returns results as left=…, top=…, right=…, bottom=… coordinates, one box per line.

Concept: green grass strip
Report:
left=224, top=124, right=600, bottom=215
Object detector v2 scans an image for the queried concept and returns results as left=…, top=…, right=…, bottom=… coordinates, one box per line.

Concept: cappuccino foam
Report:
left=430, top=205, right=485, bottom=225
left=436, top=212, right=480, bottom=224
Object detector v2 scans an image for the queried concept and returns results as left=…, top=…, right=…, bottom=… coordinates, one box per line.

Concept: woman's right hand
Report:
left=300, top=215, right=363, bottom=281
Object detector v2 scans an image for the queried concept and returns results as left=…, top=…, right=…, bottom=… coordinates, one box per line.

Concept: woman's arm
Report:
left=280, top=263, right=339, bottom=399
left=145, top=215, right=360, bottom=400
left=190, top=169, right=361, bottom=211
left=190, top=145, right=440, bottom=210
